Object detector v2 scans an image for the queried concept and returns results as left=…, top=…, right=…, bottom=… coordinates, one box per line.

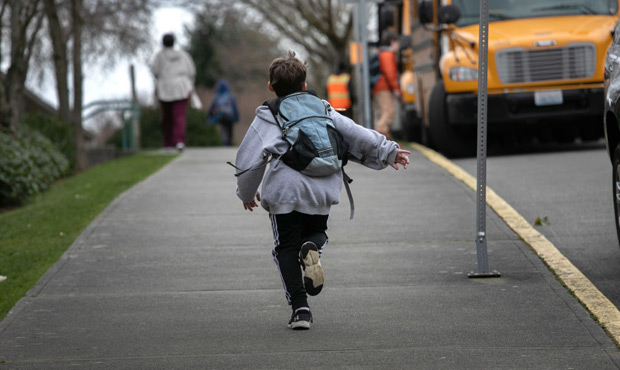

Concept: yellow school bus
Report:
left=379, top=0, right=619, bottom=157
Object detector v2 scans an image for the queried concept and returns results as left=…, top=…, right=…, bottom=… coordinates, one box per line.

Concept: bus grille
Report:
left=495, top=43, right=596, bottom=84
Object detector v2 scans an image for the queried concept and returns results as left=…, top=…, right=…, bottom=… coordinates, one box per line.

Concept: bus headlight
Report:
left=449, top=66, right=478, bottom=81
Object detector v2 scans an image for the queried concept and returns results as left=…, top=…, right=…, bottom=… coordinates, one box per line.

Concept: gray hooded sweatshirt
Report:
left=235, top=101, right=400, bottom=215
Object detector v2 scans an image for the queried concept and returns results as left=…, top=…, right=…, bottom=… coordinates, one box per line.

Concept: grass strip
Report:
left=0, top=152, right=177, bottom=321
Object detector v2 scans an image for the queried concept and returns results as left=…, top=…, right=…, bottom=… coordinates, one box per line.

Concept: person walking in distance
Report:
left=372, top=31, right=401, bottom=140
left=151, top=33, right=196, bottom=152
left=206, top=80, right=240, bottom=146
left=231, top=52, right=410, bottom=330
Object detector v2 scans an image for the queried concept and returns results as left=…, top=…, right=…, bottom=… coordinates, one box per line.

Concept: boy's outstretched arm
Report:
left=243, top=192, right=261, bottom=211
left=391, top=149, right=411, bottom=170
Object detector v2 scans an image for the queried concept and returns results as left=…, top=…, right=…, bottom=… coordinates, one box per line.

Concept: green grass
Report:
left=0, top=152, right=177, bottom=321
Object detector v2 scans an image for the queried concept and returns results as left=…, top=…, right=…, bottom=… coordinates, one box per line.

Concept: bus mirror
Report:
left=419, top=1, right=433, bottom=24
left=438, top=5, right=460, bottom=24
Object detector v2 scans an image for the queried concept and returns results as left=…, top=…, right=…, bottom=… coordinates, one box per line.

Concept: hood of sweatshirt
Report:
left=215, top=80, right=232, bottom=94
left=255, top=105, right=278, bottom=126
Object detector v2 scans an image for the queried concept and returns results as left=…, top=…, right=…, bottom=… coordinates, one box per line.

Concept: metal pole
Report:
left=122, top=116, right=128, bottom=151
left=345, top=0, right=376, bottom=128
left=359, top=1, right=372, bottom=129
left=352, top=3, right=365, bottom=124
left=130, top=64, right=140, bottom=151
left=469, top=0, right=500, bottom=278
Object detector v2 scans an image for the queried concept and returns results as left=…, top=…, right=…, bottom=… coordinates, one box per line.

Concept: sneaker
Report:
left=300, top=241, right=323, bottom=296
left=176, top=142, right=185, bottom=152
left=288, top=308, right=313, bottom=330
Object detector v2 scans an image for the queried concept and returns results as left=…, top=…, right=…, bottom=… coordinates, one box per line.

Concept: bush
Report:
left=22, top=113, right=76, bottom=170
left=0, top=127, right=70, bottom=207
left=108, top=106, right=221, bottom=149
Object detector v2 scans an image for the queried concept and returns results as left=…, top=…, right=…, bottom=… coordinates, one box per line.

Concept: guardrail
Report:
left=82, top=99, right=141, bottom=151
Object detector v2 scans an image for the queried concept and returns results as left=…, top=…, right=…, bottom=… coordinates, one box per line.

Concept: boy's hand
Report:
left=243, top=192, right=261, bottom=211
left=391, top=149, right=411, bottom=170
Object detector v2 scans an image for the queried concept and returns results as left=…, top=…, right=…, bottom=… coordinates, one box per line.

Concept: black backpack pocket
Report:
left=327, top=124, right=349, bottom=167
left=281, top=129, right=318, bottom=172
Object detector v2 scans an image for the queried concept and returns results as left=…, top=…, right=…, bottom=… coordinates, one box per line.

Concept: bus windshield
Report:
left=452, top=0, right=619, bottom=27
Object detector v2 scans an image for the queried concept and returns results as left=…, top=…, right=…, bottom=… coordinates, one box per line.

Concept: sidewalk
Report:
left=1, top=147, right=619, bottom=369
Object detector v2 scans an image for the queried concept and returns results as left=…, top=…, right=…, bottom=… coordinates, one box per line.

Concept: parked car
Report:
left=604, top=20, right=620, bottom=246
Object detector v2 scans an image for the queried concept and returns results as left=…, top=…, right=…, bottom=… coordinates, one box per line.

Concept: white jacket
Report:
left=151, top=48, right=196, bottom=102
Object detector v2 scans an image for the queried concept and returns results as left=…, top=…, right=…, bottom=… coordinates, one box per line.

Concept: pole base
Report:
left=468, top=270, right=501, bottom=278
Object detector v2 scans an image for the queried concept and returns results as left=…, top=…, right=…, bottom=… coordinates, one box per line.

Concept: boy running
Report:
left=233, top=51, right=410, bottom=330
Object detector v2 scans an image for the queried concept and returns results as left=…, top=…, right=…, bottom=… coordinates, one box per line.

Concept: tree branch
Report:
left=24, top=10, right=44, bottom=69
left=241, top=0, right=328, bottom=59
left=238, top=0, right=339, bottom=62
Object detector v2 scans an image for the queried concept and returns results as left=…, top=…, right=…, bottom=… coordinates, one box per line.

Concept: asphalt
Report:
left=1, top=146, right=619, bottom=369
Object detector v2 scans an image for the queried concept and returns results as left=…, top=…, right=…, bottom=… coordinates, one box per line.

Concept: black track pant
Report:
left=269, top=211, right=329, bottom=311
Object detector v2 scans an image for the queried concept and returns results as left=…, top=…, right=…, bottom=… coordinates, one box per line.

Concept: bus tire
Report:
left=427, top=81, right=474, bottom=158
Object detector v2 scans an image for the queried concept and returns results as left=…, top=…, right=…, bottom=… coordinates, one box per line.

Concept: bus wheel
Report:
left=427, top=81, right=474, bottom=157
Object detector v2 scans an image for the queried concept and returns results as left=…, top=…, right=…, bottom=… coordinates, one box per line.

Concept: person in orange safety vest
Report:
left=326, top=61, right=354, bottom=118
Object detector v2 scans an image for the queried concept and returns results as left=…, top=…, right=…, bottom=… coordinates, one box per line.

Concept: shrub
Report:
left=186, top=108, right=222, bottom=147
left=0, top=127, right=70, bottom=206
left=22, top=113, right=76, bottom=171
left=108, top=106, right=221, bottom=149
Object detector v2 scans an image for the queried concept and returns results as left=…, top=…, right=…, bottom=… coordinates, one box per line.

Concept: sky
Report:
left=30, top=6, right=195, bottom=114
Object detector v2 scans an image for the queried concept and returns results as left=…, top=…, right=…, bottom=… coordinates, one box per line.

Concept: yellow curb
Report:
left=409, top=142, right=620, bottom=345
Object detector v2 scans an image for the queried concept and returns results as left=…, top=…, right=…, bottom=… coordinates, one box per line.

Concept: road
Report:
left=451, top=141, right=620, bottom=309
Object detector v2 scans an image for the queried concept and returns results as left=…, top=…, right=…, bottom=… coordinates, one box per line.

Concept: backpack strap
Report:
left=342, top=168, right=355, bottom=220
left=227, top=154, right=275, bottom=177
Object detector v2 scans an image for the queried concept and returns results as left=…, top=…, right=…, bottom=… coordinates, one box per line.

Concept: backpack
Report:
left=227, top=91, right=356, bottom=218
left=369, top=52, right=382, bottom=90
left=210, top=94, right=236, bottom=123
left=267, top=91, right=349, bottom=177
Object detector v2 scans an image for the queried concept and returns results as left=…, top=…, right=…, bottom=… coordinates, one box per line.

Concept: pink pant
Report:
left=160, top=98, right=189, bottom=147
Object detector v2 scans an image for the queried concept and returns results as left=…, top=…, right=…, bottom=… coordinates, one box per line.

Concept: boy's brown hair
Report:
left=269, top=51, right=307, bottom=97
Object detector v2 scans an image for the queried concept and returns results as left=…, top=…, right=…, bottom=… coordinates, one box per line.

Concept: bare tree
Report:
left=0, top=0, right=44, bottom=134
left=187, top=2, right=282, bottom=90
left=71, top=0, right=85, bottom=169
left=43, top=0, right=156, bottom=169
left=0, top=0, right=155, bottom=170
left=0, top=1, right=10, bottom=130
left=43, top=0, right=70, bottom=124
left=235, top=0, right=354, bottom=90
left=80, top=0, right=155, bottom=67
